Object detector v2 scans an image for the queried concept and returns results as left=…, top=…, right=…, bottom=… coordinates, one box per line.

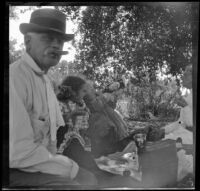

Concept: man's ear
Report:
left=24, top=34, right=31, bottom=51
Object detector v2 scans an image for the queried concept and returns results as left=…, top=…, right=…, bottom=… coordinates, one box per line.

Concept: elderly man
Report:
left=9, top=8, right=97, bottom=187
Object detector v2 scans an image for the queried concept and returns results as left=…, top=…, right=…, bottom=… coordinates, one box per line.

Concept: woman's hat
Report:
left=19, top=8, right=74, bottom=42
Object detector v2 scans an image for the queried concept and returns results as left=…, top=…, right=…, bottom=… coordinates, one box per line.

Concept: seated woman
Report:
left=56, top=85, right=116, bottom=183
left=56, top=76, right=147, bottom=188
left=57, top=76, right=135, bottom=158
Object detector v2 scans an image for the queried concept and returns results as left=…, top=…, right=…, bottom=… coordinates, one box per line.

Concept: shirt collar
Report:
left=22, top=52, right=45, bottom=76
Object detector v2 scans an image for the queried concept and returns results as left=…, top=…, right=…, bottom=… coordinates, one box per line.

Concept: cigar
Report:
left=55, top=50, right=69, bottom=55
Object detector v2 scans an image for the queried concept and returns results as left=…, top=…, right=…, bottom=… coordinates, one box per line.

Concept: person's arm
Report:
left=9, top=70, right=79, bottom=179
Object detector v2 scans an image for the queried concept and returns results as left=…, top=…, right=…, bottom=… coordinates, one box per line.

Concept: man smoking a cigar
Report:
left=9, top=8, right=97, bottom=187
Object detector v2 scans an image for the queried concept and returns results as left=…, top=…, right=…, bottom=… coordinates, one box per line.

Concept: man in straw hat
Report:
left=9, top=8, right=98, bottom=187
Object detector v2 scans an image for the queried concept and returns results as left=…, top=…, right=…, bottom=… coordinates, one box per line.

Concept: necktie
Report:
left=44, top=75, right=65, bottom=141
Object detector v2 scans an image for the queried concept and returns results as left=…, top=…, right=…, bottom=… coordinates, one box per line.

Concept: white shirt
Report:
left=9, top=52, right=79, bottom=178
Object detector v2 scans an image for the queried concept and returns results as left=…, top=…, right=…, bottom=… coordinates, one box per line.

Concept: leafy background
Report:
left=9, top=3, right=197, bottom=121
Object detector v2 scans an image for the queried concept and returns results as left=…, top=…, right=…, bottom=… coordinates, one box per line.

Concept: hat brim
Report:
left=20, top=23, right=74, bottom=42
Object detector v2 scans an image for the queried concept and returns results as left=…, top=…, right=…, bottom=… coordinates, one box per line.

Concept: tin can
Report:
left=133, top=133, right=147, bottom=150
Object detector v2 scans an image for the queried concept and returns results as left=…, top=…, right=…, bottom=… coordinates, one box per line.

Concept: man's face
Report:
left=27, top=32, right=64, bottom=72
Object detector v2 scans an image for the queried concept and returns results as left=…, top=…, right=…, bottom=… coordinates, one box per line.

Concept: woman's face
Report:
left=77, top=83, right=88, bottom=100
left=78, top=83, right=96, bottom=101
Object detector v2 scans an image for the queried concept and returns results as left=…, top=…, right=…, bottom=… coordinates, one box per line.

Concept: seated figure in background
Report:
left=161, top=64, right=193, bottom=144
left=161, top=64, right=193, bottom=182
left=57, top=76, right=136, bottom=158
left=179, top=64, right=193, bottom=130
left=56, top=75, right=145, bottom=188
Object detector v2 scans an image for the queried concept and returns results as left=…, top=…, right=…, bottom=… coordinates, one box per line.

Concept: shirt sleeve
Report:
left=9, top=70, right=79, bottom=179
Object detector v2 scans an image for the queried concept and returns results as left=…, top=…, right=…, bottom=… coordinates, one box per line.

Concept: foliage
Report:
left=9, top=6, right=36, bottom=20
left=56, top=4, right=194, bottom=121
left=9, top=6, right=19, bottom=20
left=9, top=38, right=24, bottom=64
left=56, top=6, right=81, bottom=22
left=9, top=6, right=37, bottom=64
left=48, top=60, right=70, bottom=85
left=48, top=60, right=83, bottom=89
left=122, top=77, right=183, bottom=121
left=57, top=3, right=192, bottom=89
